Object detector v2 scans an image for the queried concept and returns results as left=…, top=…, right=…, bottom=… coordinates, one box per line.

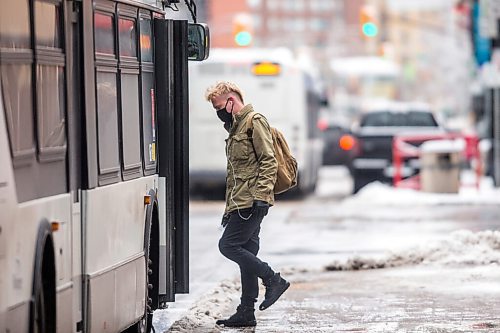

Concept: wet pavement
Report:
left=157, top=167, right=500, bottom=333
left=246, top=265, right=500, bottom=332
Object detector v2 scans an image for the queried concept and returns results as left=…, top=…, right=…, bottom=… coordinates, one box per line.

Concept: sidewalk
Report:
left=250, top=265, right=500, bottom=332
left=163, top=171, right=500, bottom=333
left=166, top=263, right=500, bottom=333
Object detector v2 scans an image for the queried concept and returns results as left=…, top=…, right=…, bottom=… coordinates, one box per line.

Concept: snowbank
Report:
left=343, top=181, right=500, bottom=207
left=164, top=267, right=309, bottom=332
left=326, top=230, right=500, bottom=271
left=166, top=280, right=240, bottom=333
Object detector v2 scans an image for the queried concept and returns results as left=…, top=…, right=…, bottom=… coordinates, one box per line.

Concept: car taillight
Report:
left=339, top=134, right=356, bottom=151
left=317, top=119, right=328, bottom=131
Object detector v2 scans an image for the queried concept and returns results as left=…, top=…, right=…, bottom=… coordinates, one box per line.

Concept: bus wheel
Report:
left=32, top=278, right=47, bottom=333
left=139, top=257, right=154, bottom=333
left=30, top=234, right=56, bottom=333
left=125, top=208, right=158, bottom=333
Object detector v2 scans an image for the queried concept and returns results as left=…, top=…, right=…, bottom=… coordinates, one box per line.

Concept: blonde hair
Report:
left=205, top=81, right=244, bottom=104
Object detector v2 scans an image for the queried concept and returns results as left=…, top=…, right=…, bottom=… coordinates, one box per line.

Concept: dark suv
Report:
left=349, top=105, right=444, bottom=193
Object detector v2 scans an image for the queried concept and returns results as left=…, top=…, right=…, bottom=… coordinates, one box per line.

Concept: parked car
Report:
left=321, top=122, right=355, bottom=166
left=349, top=103, right=445, bottom=193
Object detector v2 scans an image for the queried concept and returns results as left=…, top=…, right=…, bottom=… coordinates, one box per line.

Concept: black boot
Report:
left=259, top=273, right=290, bottom=311
left=216, top=305, right=257, bottom=327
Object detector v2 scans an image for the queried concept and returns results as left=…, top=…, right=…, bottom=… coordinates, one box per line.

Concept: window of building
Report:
left=292, top=0, right=305, bottom=11
left=310, top=18, right=327, bottom=31
left=252, top=15, right=262, bottom=30
left=247, top=0, right=262, bottom=9
left=267, top=18, right=281, bottom=32
left=267, top=0, right=280, bottom=11
left=294, top=19, right=306, bottom=32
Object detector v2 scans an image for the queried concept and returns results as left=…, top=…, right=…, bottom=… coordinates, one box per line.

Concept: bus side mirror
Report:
left=188, top=23, right=210, bottom=61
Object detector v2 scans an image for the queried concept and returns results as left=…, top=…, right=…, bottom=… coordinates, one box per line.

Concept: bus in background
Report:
left=0, top=1, right=209, bottom=332
left=189, top=48, right=323, bottom=195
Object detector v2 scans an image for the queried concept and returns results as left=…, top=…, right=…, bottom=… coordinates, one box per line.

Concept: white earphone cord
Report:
left=226, top=143, right=260, bottom=221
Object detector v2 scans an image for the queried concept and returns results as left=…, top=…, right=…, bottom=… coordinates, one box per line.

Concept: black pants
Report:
left=218, top=207, right=274, bottom=307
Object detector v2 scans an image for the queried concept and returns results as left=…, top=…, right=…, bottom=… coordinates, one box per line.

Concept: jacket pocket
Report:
left=233, top=172, right=253, bottom=203
left=230, top=134, right=250, bottom=161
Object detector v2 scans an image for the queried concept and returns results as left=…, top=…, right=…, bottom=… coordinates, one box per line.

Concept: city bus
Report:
left=189, top=48, right=323, bottom=195
left=0, top=0, right=209, bottom=332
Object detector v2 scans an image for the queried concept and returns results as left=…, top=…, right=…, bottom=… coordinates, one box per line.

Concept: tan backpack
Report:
left=246, top=112, right=298, bottom=194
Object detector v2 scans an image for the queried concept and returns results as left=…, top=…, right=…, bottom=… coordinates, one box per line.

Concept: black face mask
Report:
left=216, top=99, right=233, bottom=126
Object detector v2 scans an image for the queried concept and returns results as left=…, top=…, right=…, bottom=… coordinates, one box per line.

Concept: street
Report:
left=153, top=166, right=500, bottom=333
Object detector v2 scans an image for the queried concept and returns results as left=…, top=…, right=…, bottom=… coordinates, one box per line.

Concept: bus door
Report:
left=154, top=18, right=190, bottom=305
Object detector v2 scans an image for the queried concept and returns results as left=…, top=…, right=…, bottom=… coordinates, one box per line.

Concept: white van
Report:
left=189, top=48, right=323, bottom=194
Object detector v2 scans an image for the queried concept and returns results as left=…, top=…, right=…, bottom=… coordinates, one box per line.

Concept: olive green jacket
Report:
left=224, top=104, right=278, bottom=214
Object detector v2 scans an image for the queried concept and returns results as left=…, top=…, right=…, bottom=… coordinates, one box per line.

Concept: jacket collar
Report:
left=234, top=104, right=253, bottom=122
left=229, top=104, right=254, bottom=134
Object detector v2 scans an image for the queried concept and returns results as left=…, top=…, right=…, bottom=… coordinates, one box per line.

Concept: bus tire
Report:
left=125, top=193, right=159, bottom=333
left=30, top=221, right=56, bottom=333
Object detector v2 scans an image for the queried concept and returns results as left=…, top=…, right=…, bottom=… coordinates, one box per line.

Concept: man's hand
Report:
left=252, top=200, right=269, bottom=217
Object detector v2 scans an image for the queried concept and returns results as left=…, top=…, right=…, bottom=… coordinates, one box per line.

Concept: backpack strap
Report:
left=245, top=111, right=258, bottom=159
left=245, top=111, right=257, bottom=135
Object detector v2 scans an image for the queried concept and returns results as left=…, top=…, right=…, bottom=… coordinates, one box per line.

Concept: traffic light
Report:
left=359, top=5, right=378, bottom=38
left=233, top=14, right=253, bottom=47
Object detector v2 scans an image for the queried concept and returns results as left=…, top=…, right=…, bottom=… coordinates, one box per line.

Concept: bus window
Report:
left=1, top=64, right=35, bottom=159
left=94, top=12, right=116, bottom=56
left=0, top=0, right=30, bottom=49
left=141, top=72, right=156, bottom=172
left=140, top=18, right=153, bottom=63
left=34, top=0, right=62, bottom=49
left=36, top=65, right=66, bottom=156
left=96, top=71, right=120, bottom=181
left=119, top=17, right=137, bottom=58
left=139, top=15, right=156, bottom=173
left=120, top=72, right=142, bottom=177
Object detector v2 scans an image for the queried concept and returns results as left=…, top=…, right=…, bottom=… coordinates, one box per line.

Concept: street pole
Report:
left=494, top=86, right=500, bottom=186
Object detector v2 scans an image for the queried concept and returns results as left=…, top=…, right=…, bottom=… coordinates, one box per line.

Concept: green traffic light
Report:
left=362, top=22, right=378, bottom=37
left=235, top=31, right=252, bottom=46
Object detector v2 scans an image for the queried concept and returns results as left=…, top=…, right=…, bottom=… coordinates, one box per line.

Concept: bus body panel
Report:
left=0, top=82, right=75, bottom=329
left=83, top=177, right=156, bottom=331
left=83, top=176, right=155, bottom=274
left=1, top=82, right=74, bottom=326
left=87, top=255, right=146, bottom=332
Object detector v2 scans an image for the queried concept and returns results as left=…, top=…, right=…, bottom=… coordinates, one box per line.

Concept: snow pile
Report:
left=343, top=181, right=500, bottom=206
left=167, top=280, right=240, bottom=333
left=325, top=230, right=500, bottom=271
